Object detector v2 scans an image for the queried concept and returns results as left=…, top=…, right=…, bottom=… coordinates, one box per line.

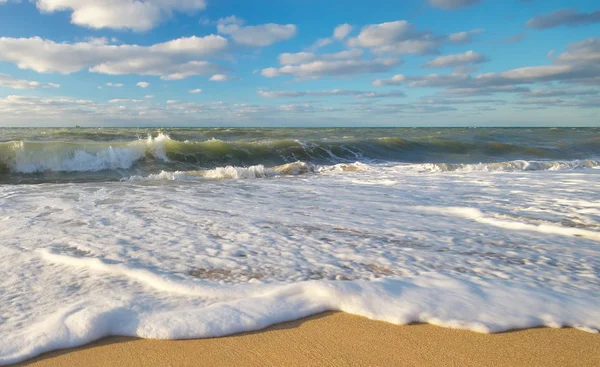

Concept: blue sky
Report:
left=0, top=0, right=598, bottom=127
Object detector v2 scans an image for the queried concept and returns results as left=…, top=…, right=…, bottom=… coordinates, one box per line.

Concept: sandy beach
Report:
left=13, top=312, right=600, bottom=367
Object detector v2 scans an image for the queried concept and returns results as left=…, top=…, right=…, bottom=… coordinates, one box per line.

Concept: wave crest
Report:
left=127, top=162, right=370, bottom=181
left=0, top=133, right=172, bottom=174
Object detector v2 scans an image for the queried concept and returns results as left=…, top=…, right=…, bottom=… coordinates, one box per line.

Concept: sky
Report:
left=0, top=0, right=598, bottom=127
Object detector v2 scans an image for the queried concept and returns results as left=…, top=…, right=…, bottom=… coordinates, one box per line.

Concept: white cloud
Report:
left=448, top=29, right=484, bottom=44
left=374, top=37, right=600, bottom=94
left=521, top=89, right=599, bottom=98
left=258, top=89, right=361, bottom=98
left=0, top=35, right=228, bottom=80
left=278, top=49, right=364, bottom=65
left=136, top=81, right=150, bottom=88
left=0, top=73, right=60, bottom=89
left=189, top=89, right=203, bottom=94
left=428, top=0, right=482, bottom=10
left=309, top=23, right=354, bottom=51
left=415, top=97, right=504, bottom=107
left=348, top=20, right=440, bottom=55
left=443, top=86, right=530, bottom=96
left=512, top=96, right=600, bottom=109
left=423, top=51, right=487, bottom=68
left=279, top=52, right=318, bottom=65
left=262, top=58, right=400, bottom=78
left=355, top=90, right=406, bottom=99
left=217, top=16, right=296, bottom=47
left=84, top=37, right=111, bottom=46
left=553, top=38, right=600, bottom=65
left=526, top=8, right=600, bottom=29
left=34, top=0, right=207, bottom=31
left=145, top=95, right=154, bottom=99
left=333, top=24, right=353, bottom=40
left=258, top=89, right=405, bottom=99
left=266, top=43, right=397, bottom=79
left=105, top=83, right=123, bottom=87
left=310, top=38, right=333, bottom=50
left=109, top=99, right=143, bottom=104
left=209, top=74, right=229, bottom=81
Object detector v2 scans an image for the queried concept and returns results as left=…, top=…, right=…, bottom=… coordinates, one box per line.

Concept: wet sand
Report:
left=14, top=312, right=600, bottom=367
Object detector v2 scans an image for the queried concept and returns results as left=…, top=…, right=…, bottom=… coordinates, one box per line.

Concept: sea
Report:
left=1, top=127, right=599, bottom=364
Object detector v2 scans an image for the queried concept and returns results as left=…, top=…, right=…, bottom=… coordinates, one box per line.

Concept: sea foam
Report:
left=1, top=131, right=599, bottom=364
left=1, top=167, right=600, bottom=364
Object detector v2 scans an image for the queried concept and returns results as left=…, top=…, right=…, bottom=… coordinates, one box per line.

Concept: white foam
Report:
left=127, top=161, right=369, bottom=181
left=1, top=164, right=600, bottom=364
left=1, top=269, right=598, bottom=365
left=414, top=206, right=600, bottom=241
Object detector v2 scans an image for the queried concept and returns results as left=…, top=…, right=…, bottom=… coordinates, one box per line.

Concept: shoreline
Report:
left=13, top=312, right=600, bottom=367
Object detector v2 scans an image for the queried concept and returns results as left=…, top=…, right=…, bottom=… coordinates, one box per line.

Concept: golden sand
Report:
left=15, top=312, right=600, bottom=367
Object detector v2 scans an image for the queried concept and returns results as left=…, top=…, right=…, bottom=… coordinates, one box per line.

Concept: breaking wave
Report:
left=127, top=162, right=370, bottom=181
left=126, top=159, right=600, bottom=182
left=2, top=132, right=596, bottom=175
left=0, top=133, right=170, bottom=174
left=1, top=131, right=599, bottom=185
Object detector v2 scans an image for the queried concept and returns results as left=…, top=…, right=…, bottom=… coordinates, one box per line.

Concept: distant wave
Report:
left=401, top=159, right=600, bottom=173
left=3, top=132, right=597, bottom=175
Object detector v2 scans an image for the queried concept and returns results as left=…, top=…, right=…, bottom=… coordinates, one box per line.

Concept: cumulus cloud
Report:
left=34, top=0, right=207, bottom=31
left=0, top=73, right=60, bottom=89
left=416, top=97, right=504, bottom=105
left=0, top=93, right=461, bottom=127
left=209, top=74, right=229, bottom=81
left=189, top=89, right=203, bottom=93
left=0, top=35, right=228, bottom=80
left=136, top=82, right=150, bottom=88
left=553, top=37, right=600, bottom=65
left=520, top=89, right=599, bottom=98
left=374, top=37, right=600, bottom=94
left=278, top=49, right=364, bottom=65
left=513, top=96, right=600, bottom=109
left=333, top=24, right=353, bottom=40
left=310, top=23, right=354, bottom=50
left=259, top=89, right=361, bottom=98
left=448, top=29, right=484, bottom=44
left=348, top=20, right=440, bottom=55
left=258, top=89, right=405, bottom=99
left=217, top=16, right=296, bottom=47
left=423, top=50, right=487, bottom=69
left=105, top=83, right=123, bottom=87
left=108, top=99, right=144, bottom=104
left=526, top=8, right=600, bottom=29
left=442, top=86, right=531, bottom=96
left=428, top=0, right=482, bottom=10
left=361, top=103, right=458, bottom=114
left=262, top=58, right=401, bottom=78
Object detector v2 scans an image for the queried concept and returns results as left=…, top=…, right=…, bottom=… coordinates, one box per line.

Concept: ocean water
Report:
left=1, top=127, right=599, bottom=364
